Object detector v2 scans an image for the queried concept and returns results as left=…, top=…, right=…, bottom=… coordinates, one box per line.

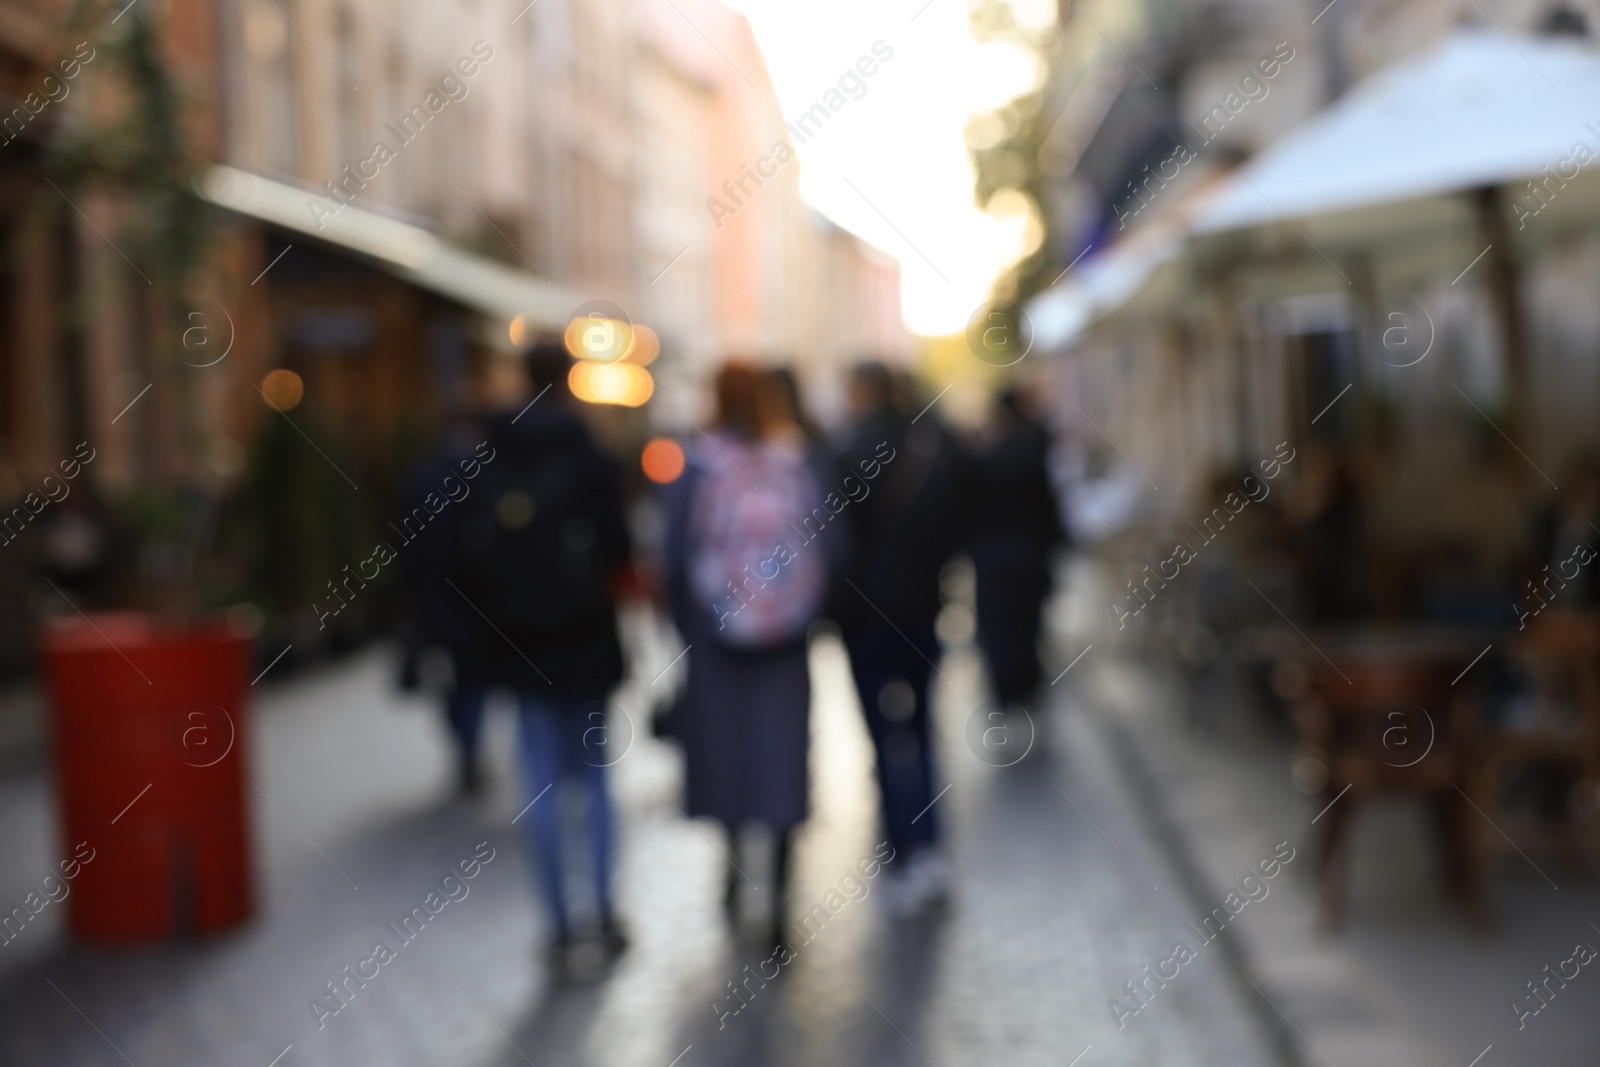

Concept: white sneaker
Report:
left=876, top=868, right=920, bottom=918
left=903, top=848, right=950, bottom=914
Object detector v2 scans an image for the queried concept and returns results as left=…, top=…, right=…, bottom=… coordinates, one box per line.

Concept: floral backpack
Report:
left=687, top=434, right=829, bottom=648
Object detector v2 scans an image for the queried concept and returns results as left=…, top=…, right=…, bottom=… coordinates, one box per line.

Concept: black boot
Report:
left=456, top=753, right=483, bottom=797
left=599, top=910, right=629, bottom=958
left=770, top=829, right=795, bottom=950
left=723, top=827, right=742, bottom=927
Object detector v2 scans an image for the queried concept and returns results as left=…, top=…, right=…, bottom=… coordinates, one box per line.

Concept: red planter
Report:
left=43, top=613, right=254, bottom=940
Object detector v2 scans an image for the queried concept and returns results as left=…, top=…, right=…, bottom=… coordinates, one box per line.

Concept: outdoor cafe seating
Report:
left=1283, top=612, right=1600, bottom=931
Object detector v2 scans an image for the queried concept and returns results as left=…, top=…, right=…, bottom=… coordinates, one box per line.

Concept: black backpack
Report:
left=447, top=432, right=615, bottom=640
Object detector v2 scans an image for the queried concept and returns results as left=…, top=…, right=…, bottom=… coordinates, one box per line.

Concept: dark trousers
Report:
left=974, top=575, right=1049, bottom=706
left=447, top=685, right=488, bottom=761
left=843, top=618, right=942, bottom=858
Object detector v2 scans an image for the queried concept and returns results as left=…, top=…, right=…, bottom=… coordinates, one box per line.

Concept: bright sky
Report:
left=724, top=0, right=1048, bottom=336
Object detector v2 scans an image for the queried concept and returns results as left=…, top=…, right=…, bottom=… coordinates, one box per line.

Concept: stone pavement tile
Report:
left=572, top=638, right=1278, bottom=1067
left=1075, top=657, right=1448, bottom=1067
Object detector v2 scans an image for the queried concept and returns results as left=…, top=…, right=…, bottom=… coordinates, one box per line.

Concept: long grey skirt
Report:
left=679, top=633, right=810, bottom=831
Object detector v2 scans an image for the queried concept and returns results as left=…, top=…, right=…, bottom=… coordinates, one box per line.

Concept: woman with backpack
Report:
left=660, top=363, right=838, bottom=947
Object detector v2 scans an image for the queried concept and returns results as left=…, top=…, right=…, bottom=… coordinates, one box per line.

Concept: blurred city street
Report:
left=8, top=0, right=1600, bottom=1064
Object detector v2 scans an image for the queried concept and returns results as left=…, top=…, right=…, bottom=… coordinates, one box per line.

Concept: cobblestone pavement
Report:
left=1079, top=654, right=1600, bottom=1067
left=0, top=626, right=1281, bottom=1067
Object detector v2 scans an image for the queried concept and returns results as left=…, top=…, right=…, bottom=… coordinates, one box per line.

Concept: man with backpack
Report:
left=443, top=342, right=633, bottom=966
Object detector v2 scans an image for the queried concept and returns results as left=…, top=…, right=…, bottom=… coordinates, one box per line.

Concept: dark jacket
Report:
left=970, top=416, right=1066, bottom=569
left=969, top=415, right=1066, bottom=703
left=398, top=437, right=480, bottom=666
left=830, top=406, right=974, bottom=632
left=442, top=405, right=631, bottom=697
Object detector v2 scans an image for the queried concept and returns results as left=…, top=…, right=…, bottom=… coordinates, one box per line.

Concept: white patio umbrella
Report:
left=1031, top=30, right=1600, bottom=349
left=1187, top=26, right=1600, bottom=305
left=1187, top=28, right=1600, bottom=440
left=1196, top=29, right=1600, bottom=241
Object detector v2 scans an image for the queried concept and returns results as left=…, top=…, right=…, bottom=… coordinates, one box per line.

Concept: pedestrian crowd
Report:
left=397, top=343, right=1067, bottom=970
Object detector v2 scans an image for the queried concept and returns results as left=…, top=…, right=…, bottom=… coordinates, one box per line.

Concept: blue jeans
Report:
left=843, top=621, right=942, bottom=859
left=508, top=693, right=618, bottom=938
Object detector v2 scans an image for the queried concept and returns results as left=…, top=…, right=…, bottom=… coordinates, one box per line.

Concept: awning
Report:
left=196, top=166, right=585, bottom=337
left=1195, top=30, right=1600, bottom=235
left=1027, top=230, right=1179, bottom=350
left=1027, top=174, right=1230, bottom=350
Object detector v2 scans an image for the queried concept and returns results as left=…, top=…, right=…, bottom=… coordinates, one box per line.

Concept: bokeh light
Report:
left=623, top=324, right=660, bottom=366
left=208, top=437, right=247, bottom=478
left=568, top=360, right=653, bottom=407
left=260, top=368, right=304, bottom=411
left=509, top=313, right=531, bottom=348
left=564, top=314, right=634, bottom=364
left=640, top=437, right=685, bottom=484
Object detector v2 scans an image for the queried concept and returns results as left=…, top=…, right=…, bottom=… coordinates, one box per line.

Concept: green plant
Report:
left=49, top=2, right=209, bottom=297
left=45, top=1, right=219, bottom=612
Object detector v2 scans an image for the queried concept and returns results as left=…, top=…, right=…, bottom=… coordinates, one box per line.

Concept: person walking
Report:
left=443, top=342, right=633, bottom=966
left=397, top=415, right=490, bottom=795
left=970, top=385, right=1067, bottom=714
left=832, top=361, right=972, bottom=915
left=660, top=363, right=835, bottom=947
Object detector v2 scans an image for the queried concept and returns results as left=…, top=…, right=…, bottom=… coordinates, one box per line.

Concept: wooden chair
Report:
left=1290, top=654, right=1485, bottom=930
left=1480, top=610, right=1600, bottom=874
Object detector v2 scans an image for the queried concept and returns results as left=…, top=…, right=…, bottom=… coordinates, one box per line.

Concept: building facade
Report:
left=1026, top=0, right=1600, bottom=622
left=0, top=0, right=905, bottom=670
